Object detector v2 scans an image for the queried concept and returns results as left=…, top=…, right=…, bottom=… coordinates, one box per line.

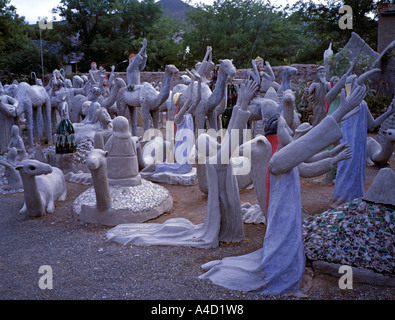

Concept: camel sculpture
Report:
left=81, top=149, right=112, bottom=217
left=168, top=60, right=234, bottom=135
left=117, top=64, right=179, bottom=136
left=366, top=129, right=395, bottom=166
left=14, top=82, right=53, bottom=149
left=194, top=59, right=236, bottom=132
left=69, top=78, right=126, bottom=124
left=16, top=159, right=67, bottom=217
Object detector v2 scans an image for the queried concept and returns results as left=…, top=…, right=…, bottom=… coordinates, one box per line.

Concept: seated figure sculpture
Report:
left=199, top=82, right=367, bottom=296
left=249, top=56, right=279, bottom=93
left=0, top=83, right=18, bottom=154
left=0, top=147, right=23, bottom=191
left=104, top=116, right=141, bottom=186
left=141, top=69, right=202, bottom=176
left=8, top=125, right=27, bottom=161
left=94, top=108, right=113, bottom=150
left=73, top=87, right=102, bottom=143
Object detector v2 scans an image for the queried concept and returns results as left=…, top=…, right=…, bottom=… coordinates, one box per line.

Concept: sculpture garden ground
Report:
left=0, top=126, right=394, bottom=300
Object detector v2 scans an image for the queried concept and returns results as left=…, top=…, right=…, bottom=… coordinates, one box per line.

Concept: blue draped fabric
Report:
left=154, top=113, right=194, bottom=174
left=332, top=101, right=368, bottom=203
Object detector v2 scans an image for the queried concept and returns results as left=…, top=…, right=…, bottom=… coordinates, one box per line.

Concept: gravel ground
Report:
left=1, top=148, right=394, bottom=303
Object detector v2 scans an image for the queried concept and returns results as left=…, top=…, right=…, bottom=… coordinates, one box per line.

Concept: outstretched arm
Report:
left=187, top=70, right=202, bottom=116
left=175, top=70, right=197, bottom=125
left=298, top=145, right=352, bottom=178
left=270, top=85, right=365, bottom=176
left=367, top=97, right=395, bottom=129
left=217, top=80, right=258, bottom=162
left=261, top=61, right=275, bottom=82
left=138, top=39, right=148, bottom=72
left=197, top=46, right=212, bottom=76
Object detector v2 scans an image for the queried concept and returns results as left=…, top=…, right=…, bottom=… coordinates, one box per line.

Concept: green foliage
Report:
left=1, top=0, right=381, bottom=78
left=365, top=94, right=392, bottom=116
left=328, top=46, right=376, bottom=95
left=183, top=0, right=305, bottom=68
left=0, top=0, right=62, bottom=76
left=54, top=0, right=165, bottom=71
left=289, top=0, right=378, bottom=64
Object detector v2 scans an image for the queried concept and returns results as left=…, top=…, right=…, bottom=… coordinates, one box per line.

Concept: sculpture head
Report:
left=316, top=66, right=327, bottom=84
left=282, top=66, right=297, bottom=82
left=263, top=114, right=279, bottom=136
left=129, top=53, right=136, bottom=63
left=165, top=64, right=179, bottom=75
left=91, top=62, right=97, bottom=70
left=112, top=116, right=131, bottom=139
left=91, top=86, right=102, bottom=99
left=53, top=69, right=60, bottom=79
left=293, top=122, right=313, bottom=140
left=383, top=129, right=395, bottom=142
left=102, top=76, right=108, bottom=86
left=255, top=56, right=264, bottom=70
left=11, top=125, right=20, bottom=137
left=330, top=76, right=339, bottom=88
left=345, top=74, right=358, bottom=97
left=97, top=108, right=112, bottom=127
left=87, top=149, right=108, bottom=171
left=64, top=79, right=72, bottom=88
left=218, top=59, right=236, bottom=78
left=16, top=160, right=53, bottom=177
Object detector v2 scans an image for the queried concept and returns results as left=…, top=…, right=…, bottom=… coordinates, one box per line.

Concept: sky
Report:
left=9, top=0, right=308, bottom=25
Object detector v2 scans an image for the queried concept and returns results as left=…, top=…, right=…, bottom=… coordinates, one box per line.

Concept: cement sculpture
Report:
left=106, top=80, right=259, bottom=248
left=332, top=69, right=395, bottom=205
left=16, top=159, right=67, bottom=217
left=366, top=128, right=395, bottom=167
left=308, top=66, right=331, bottom=126
left=117, top=64, right=179, bottom=135
left=15, top=82, right=53, bottom=149
left=0, top=84, right=19, bottom=154
left=199, top=82, right=366, bottom=296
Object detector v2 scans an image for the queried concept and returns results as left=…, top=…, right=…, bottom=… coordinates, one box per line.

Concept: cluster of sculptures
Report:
left=0, top=36, right=394, bottom=297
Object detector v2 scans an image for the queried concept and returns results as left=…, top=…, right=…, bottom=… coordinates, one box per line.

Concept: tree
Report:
left=54, top=0, right=163, bottom=71
left=289, top=0, right=378, bottom=63
left=0, top=0, right=62, bottom=78
left=182, top=0, right=308, bottom=68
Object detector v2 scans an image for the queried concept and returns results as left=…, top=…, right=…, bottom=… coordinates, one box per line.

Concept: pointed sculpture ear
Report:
left=104, top=151, right=109, bottom=157
left=218, top=59, right=223, bottom=63
left=383, top=130, right=387, bottom=135
left=15, top=164, right=23, bottom=171
left=231, top=59, right=233, bottom=62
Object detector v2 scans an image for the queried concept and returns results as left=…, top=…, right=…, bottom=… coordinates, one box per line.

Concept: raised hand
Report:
left=332, top=84, right=366, bottom=123
left=334, top=145, right=352, bottom=163
left=237, top=80, right=259, bottom=111
left=329, top=142, right=348, bottom=157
